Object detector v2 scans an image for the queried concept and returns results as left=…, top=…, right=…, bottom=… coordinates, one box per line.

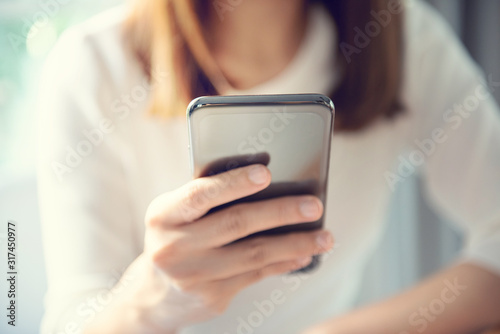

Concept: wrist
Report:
left=82, top=256, right=183, bottom=334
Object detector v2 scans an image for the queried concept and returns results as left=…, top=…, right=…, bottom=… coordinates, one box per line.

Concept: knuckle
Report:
left=145, top=197, right=164, bottom=228
left=146, top=215, right=162, bottom=228
left=162, top=238, right=183, bottom=258
left=151, top=251, right=164, bottom=268
left=151, top=239, right=183, bottom=269
left=151, top=248, right=174, bottom=270
left=292, top=232, right=312, bottom=249
left=211, top=174, right=228, bottom=192
left=219, top=206, right=248, bottom=237
left=276, top=200, right=291, bottom=225
left=275, top=261, right=298, bottom=276
left=183, top=181, right=207, bottom=215
left=246, top=238, right=268, bottom=265
left=287, top=232, right=317, bottom=256
left=170, top=267, right=202, bottom=283
left=186, top=180, right=203, bottom=203
left=251, top=267, right=267, bottom=282
left=288, top=259, right=303, bottom=272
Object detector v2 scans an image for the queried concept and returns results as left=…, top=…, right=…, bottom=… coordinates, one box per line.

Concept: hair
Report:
left=124, top=0, right=404, bottom=131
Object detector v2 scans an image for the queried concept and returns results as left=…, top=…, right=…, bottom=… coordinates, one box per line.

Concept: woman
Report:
left=37, top=0, right=500, bottom=333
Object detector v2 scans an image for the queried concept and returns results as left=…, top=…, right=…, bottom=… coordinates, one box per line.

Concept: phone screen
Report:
left=191, top=105, right=330, bottom=178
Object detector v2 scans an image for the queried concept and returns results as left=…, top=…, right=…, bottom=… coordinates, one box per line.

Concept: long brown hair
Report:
left=125, top=0, right=404, bottom=131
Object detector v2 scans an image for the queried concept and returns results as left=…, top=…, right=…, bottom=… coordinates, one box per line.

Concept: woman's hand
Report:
left=89, top=164, right=333, bottom=333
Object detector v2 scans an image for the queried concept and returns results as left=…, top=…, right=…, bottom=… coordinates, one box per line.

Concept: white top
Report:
left=37, top=1, right=500, bottom=333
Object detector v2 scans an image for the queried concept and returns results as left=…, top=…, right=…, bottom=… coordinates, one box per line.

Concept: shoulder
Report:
left=41, top=5, right=142, bottom=93
left=39, top=5, right=146, bottom=121
left=400, top=1, right=484, bottom=126
left=404, top=0, right=453, bottom=49
left=46, top=6, right=129, bottom=69
left=402, top=0, right=480, bottom=80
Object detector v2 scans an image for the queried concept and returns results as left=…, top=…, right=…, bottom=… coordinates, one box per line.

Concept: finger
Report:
left=209, top=257, right=314, bottom=295
left=180, top=195, right=324, bottom=249
left=190, top=230, right=334, bottom=281
left=145, top=164, right=271, bottom=227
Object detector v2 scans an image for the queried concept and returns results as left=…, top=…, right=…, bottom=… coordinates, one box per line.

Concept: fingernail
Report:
left=299, top=199, right=320, bottom=218
left=316, top=231, right=333, bottom=250
left=296, top=257, right=312, bottom=267
left=248, top=165, right=268, bottom=184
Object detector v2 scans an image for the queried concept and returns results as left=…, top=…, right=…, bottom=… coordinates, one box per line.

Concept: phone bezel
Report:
left=187, top=94, right=335, bottom=117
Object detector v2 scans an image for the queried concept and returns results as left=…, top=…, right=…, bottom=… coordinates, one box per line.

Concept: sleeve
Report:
left=37, top=27, right=141, bottom=333
left=405, top=1, right=500, bottom=276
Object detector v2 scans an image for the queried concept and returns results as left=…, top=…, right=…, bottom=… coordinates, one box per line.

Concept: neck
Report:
left=207, top=0, right=308, bottom=90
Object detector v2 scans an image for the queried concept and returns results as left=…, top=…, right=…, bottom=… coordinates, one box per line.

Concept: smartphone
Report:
left=187, top=94, right=334, bottom=272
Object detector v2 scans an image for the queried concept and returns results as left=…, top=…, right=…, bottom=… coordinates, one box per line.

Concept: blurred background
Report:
left=0, top=0, right=499, bottom=333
